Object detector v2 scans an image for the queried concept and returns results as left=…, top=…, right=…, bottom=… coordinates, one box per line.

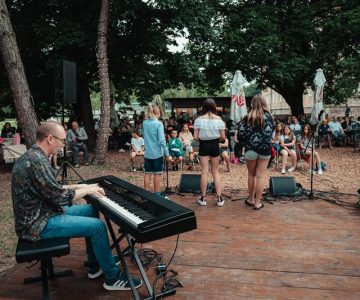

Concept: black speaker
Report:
left=178, top=174, right=201, bottom=193
left=269, top=176, right=297, bottom=196
left=55, top=59, right=77, bottom=103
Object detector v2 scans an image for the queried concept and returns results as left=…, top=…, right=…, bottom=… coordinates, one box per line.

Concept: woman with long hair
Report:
left=238, top=95, right=275, bottom=210
left=299, top=124, right=323, bottom=174
left=194, top=98, right=226, bottom=207
left=280, top=125, right=297, bottom=174
left=142, top=103, right=169, bottom=196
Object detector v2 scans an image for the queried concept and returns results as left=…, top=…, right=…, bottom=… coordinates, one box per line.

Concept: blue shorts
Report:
left=144, top=157, right=164, bottom=174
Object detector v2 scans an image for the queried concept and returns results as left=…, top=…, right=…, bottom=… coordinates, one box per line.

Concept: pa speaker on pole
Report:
left=55, top=59, right=77, bottom=103
left=269, top=176, right=297, bottom=196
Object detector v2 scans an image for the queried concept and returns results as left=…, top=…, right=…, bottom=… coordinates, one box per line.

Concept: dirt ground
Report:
left=1, top=146, right=360, bottom=274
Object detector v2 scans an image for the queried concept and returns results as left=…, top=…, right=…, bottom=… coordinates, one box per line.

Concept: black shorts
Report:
left=199, top=139, right=220, bottom=157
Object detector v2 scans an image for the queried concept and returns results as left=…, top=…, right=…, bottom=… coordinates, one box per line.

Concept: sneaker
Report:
left=125, top=142, right=131, bottom=147
left=132, top=167, right=137, bottom=171
left=84, top=162, right=90, bottom=166
left=88, top=256, right=121, bottom=279
left=118, top=148, right=125, bottom=153
left=318, top=168, right=323, bottom=175
left=281, top=168, right=286, bottom=174
left=74, top=164, right=80, bottom=168
left=216, top=196, right=224, bottom=207
left=197, top=196, right=206, bottom=206
left=288, top=167, right=296, bottom=173
left=103, top=273, right=142, bottom=291
left=239, top=157, right=246, bottom=164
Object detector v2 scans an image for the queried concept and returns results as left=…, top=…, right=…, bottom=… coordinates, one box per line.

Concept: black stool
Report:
left=16, top=238, right=73, bottom=300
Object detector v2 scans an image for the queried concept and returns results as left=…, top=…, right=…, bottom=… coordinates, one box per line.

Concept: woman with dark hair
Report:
left=238, top=95, right=275, bottom=210
left=1, top=122, right=15, bottom=138
left=194, top=98, right=226, bottom=207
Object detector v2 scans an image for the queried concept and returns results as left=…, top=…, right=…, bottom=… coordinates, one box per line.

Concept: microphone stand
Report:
left=161, top=159, right=185, bottom=197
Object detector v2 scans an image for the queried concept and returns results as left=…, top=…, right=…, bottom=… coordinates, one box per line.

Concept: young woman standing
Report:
left=238, top=95, right=275, bottom=210
left=142, top=103, right=169, bottom=196
left=194, top=98, right=226, bottom=207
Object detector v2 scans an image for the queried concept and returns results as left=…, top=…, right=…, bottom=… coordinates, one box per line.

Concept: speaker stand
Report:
left=161, top=160, right=185, bottom=197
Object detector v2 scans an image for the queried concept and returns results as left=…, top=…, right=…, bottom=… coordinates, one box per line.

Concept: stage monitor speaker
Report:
left=55, top=59, right=77, bottom=103
left=178, top=174, right=201, bottom=193
left=269, top=176, right=297, bottom=196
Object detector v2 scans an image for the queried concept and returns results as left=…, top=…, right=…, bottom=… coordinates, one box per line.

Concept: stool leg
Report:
left=41, top=259, right=50, bottom=300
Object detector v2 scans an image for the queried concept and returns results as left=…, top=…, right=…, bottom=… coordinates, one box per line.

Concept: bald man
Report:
left=12, top=121, right=142, bottom=291
left=66, top=121, right=90, bottom=167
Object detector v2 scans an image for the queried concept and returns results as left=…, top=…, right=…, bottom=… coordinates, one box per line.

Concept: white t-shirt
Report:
left=131, top=137, right=144, bottom=152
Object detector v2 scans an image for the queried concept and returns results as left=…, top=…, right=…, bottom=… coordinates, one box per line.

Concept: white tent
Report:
left=230, top=70, right=247, bottom=124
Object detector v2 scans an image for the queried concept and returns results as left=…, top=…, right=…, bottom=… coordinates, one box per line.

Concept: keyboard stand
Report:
left=104, top=217, right=177, bottom=300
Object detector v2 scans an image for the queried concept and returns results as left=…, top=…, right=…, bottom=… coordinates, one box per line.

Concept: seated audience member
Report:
left=280, top=125, right=297, bottom=174
left=273, top=123, right=283, bottom=159
left=328, top=116, right=346, bottom=145
left=299, top=124, right=323, bottom=174
left=290, top=117, right=302, bottom=140
left=179, top=124, right=194, bottom=164
left=187, top=118, right=195, bottom=135
left=1, top=122, right=15, bottom=138
left=130, top=130, right=145, bottom=171
left=234, top=124, right=245, bottom=163
left=342, top=116, right=353, bottom=145
left=12, top=121, right=142, bottom=291
left=167, top=129, right=184, bottom=171
left=318, top=119, right=333, bottom=149
left=219, top=136, right=230, bottom=172
left=66, top=121, right=90, bottom=167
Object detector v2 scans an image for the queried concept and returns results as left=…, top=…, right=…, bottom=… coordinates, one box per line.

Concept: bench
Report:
left=16, top=237, right=73, bottom=300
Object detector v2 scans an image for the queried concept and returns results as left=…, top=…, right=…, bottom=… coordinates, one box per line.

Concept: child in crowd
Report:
left=299, top=125, right=323, bottom=174
left=167, top=130, right=184, bottom=171
left=130, top=130, right=145, bottom=171
left=142, top=103, right=169, bottom=197
left=280, top=125, right=297, bottom=174
left=219, top=136, right=230, bottom=172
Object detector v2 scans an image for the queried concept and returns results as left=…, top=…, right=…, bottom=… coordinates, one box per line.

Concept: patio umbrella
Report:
left=230, top=70, right=247, bottom=124
left=310, top=68, right=326, bottom=125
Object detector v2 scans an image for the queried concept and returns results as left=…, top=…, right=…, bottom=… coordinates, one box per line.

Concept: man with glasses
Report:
left=66, top=121, right=90, bottom=167
left=12, top=120, right=142, bottom=291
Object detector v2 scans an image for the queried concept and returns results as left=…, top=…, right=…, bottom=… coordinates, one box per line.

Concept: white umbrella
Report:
left=230, top=70, right=247, bottom=124
left=310, top=68, right=326, bottom=125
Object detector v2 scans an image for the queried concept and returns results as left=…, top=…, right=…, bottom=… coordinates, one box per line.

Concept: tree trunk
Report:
left=76, top=79, right=97, bottom=150
left=0, top=0, right=37, bottom=147
left=278, top=87, right=305, bottom=118
left=93, top=0, right=111, bottom=164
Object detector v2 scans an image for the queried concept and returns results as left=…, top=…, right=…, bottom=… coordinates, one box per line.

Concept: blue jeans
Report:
left=72, top=143, right=89, bottom=164
left=40, top=204, right=119, bottom=282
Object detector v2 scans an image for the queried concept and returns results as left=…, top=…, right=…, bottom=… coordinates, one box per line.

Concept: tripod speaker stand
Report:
left=56, top=146, right=85, bottom=184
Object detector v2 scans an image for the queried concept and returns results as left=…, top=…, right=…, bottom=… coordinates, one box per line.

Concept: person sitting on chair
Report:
left=318, top=119, right=333, bottom=149
left=66, top=121, right=90, bottom=167
left=280, top=125, right=297, bottom=174
left=219, top=136, right=230, bottom=172
left=299, top=124, right=323, bottom=174
left=328, top=116, right=346, bottom=146
left=179, top=124, right=194, bottom=169
left=11, top=120, right=142, bottom=291
left=130, top=130, right=144, bottom=171
left=1, top=122, right=15, bottom=138
left=167, top=129, right=184, bottom=171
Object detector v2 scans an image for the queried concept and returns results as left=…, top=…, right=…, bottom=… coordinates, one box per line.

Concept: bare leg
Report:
left=254, top=159, right=270, bottom=208
left=144, top=174, right=151, bottom=191
left=246, top=159, right=257, bottom=203
left=153, top=174, right=162, bottom=193
left=210, top=156, right=221, bottom=196
left=281, top=150, right=288, bottom=170
left=199, top=156, right=209, bottom=197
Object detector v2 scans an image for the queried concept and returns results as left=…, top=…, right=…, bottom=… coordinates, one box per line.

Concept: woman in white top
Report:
left=179, top=124, right=194, bottom=162
left=194, top=98, right=226, bottom=207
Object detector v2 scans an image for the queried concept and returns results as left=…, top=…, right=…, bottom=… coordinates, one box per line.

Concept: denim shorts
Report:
left=245, top=150, right=271, bottom=161
left=144, top=157, right=164, bottom=174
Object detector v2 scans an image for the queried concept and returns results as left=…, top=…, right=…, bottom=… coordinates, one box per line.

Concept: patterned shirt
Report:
left=11, top=145, right=75, bottom=241
left=237, top=111, right=275, bottom=156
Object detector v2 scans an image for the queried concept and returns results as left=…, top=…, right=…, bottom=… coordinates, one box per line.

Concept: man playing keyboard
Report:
left=11, top=120, right=142, bottom=291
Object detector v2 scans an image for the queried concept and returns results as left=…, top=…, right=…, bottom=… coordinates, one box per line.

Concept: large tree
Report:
left=187, top=0, right=360, bottom=116
left=0, top=0, right=37, bottom=147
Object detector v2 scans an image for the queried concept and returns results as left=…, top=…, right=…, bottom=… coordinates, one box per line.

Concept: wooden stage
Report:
left=1, top=192, right=360, bottom=299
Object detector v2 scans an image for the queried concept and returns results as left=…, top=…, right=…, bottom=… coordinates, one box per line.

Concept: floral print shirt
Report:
left=11, top=145, right=75, bottom=241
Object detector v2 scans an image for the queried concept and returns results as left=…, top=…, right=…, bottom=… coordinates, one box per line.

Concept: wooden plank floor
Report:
left=1, top=191, right=360, bottom=300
